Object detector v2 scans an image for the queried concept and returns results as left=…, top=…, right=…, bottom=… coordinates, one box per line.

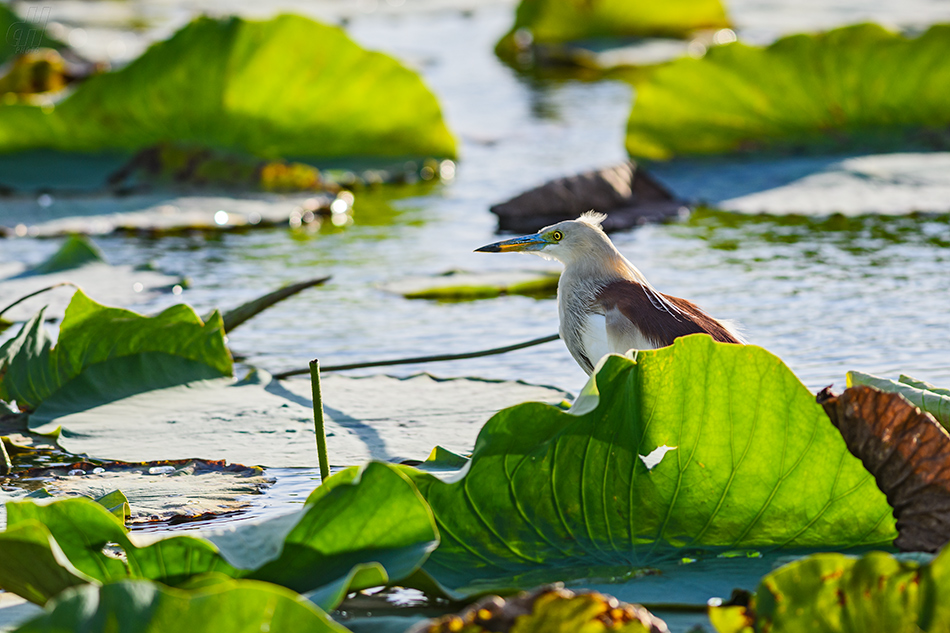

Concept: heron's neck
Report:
left=558, top=235, right=649, bottom=288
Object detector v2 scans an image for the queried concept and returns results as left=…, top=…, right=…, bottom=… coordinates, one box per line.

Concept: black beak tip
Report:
left=474, top=244, right=500, bottom=253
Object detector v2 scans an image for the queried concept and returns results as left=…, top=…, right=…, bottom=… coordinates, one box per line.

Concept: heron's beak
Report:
left=474, top=233, right=546, bottom=253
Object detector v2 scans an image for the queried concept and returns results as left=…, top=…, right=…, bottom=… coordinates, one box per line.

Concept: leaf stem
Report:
left=310, top=359, right=330, bottom=482
left=274, top=333, right=560, bottom=379
left=0, top=282, right=76, bottom=320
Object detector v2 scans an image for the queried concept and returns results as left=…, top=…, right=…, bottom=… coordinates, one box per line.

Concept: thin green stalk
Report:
left=310, top=359, right=330, bottom=482
left=0, top=439, right=11, bottom=476
left=0, top=282, right=76, bottom=320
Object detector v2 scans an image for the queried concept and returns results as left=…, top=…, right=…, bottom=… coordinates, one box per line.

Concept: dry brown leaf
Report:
left=818, top=385, right=950, bottom=552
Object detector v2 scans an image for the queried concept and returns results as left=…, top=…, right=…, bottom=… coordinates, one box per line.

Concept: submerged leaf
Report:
left=626, top=24, right=950, bottom=160
left=403, top=336, right=894, bottom=601
left=818, top=385, right=950, bottom=552
left=0, top=15, right=456, bottom=163
left=1, top=458, right=269, bottom=525
left=12, top=579, right=350, bottom=633
left=0, top=290, right=231, bottom=413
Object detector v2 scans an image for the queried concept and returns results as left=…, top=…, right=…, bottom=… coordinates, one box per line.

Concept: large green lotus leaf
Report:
left=0, top=290, right=231, bottom=413
left=0, top=14, right=456, bottom=161
left=498, top=0, right=729, bottom=49
left=848, top=371, right=950, bottom=428
left=12, top=579, right=351, bottom=633
left=711, top=548, right=950, bottom=632
left=0, top=520, right=94, bottom=605
left=206, top=461, right=438, bottom=609
left=2, top=497, right=238, bottom=603
left=398, top=336, right=895, bottom=603
left=626, top=24, right=950, bottom=160
left=1, top=464, right=437, bottom=612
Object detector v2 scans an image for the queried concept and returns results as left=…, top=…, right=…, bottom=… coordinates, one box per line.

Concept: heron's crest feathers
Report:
left=577, top=211, right=607, bottom=229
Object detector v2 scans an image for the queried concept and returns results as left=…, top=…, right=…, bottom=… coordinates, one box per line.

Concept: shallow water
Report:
left=1, top=0, right=950, bottom=579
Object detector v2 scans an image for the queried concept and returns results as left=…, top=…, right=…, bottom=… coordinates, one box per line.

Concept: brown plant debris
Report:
left=409, top=584, right=668, bottom=633
left=489, top=161, right=685, bottom=234
left=818, top=385, right=950, bottom=552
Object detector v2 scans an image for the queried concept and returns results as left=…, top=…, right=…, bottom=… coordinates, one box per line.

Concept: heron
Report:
left=475, top=211, right=743, bottom=374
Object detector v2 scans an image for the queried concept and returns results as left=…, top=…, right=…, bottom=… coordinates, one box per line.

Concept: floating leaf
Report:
left=626, top=24, right=950, bottom=160
left=2, top=463, right=437, bottom=612
left=12, top=580, right=351, bottom=633
left=24, top=370, right=568, bottom=468
left=398, top=337, right=894, bottom=602
left=711, top=548, right=950, bottom=633
left=0, top=290, right=231, bottom=413
left=382, top=270, right=560, bottom=301
left=0, top=15, right=456, bottom=163
left=1, top=458, right=269, bottom=525
left=496, top=0, right=730, bottom=59
left=818, top=385, right=950, bottom=553
left=848, top=371, right=950, bottom=428
left=19, top=235, right=103, bottom=276
left=0, top=259, right=181, bottom=324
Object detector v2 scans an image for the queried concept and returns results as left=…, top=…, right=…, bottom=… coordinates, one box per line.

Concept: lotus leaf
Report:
left=497, top=0, right=730, bottom=57
left=0, top=290, right=231, bottom=413
left=12, top=579, right=351, bottom=633
left=0, top=497, right=238, bottom=604
left=20, top=235, right=103, bottom=276
left=209, top=461, right=438, bottom=609
left=712, top=548, right=950, bottom=632
left=0, top=15, right=456, bottom=162
left=626, top=24, right=950, bottom=159
left=848, top=371, right=950, bottom=427
left=388, top=336, right=894, bottom=601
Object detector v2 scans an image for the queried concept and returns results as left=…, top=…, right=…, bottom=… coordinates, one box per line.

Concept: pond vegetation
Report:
left=1, top=0, right=949, bottom=631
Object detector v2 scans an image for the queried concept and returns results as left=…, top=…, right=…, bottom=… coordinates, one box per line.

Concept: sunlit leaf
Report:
left=712, top=548, right=950, bottom=633
left=399, top=336, right=894, bottom=602
left=0, top=290, right=232, bottom=413
left=497, top=0, right=729, bottom=58
left=0, top=15, right=456, bottom=162
left=626, top=24, right=950, bottom=160
left=13, top=579, right=351, bottom=633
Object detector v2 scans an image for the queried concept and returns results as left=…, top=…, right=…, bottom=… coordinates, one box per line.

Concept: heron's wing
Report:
left=595, top=280, right=742, bottom=350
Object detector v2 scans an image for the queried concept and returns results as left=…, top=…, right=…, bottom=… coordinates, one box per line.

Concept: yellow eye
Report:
left=552, top=231, right=563, bottom=241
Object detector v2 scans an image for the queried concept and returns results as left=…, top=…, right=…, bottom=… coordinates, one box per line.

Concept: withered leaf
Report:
left=818, top=385, right=950, bottom=552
